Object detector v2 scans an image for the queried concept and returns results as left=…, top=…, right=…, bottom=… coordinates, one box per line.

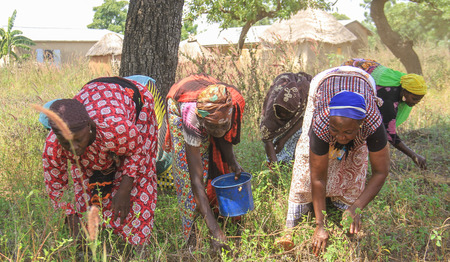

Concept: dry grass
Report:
left=0, top=42, right=448, bottom=261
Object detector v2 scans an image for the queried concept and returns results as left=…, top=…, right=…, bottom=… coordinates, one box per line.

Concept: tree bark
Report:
left=238, top=21, right=254, bottom=52
left=120, top=0, right=185, bottom=98
left=370, top=0, right=422, bottom=74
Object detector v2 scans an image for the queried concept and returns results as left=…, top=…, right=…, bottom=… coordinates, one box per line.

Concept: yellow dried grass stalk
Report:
left=31, top=104, right=73, bottom=140
left=87, top=205, right=100, bottom=241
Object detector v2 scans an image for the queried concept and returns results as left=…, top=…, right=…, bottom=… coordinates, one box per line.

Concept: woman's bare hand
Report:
left=311, top=224, right=328, bottom=256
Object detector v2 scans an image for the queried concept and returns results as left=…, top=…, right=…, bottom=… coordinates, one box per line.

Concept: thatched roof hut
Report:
left=86, top=32, right=123, bottom=74
left=261, top=9, right=357, bottom=73
left=262, top=8, right=357, bottom=44
left=178, top=36, right=213, bottom=63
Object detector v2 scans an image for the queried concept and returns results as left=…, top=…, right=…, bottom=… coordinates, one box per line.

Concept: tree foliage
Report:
left=370, top=0, right=422, bottom=74
left=331, top=12, right=350, bottom=20
left=88, top=0, right=128, bottom=34
left=0, top=10, right=35, bottom=64
left=384, top=0, right=449, bottom=43
left=181, top=19, right=198, bottom=41
left=362, top=0, right=449, bottom=44
left=186, top=0, right=329, bottom=51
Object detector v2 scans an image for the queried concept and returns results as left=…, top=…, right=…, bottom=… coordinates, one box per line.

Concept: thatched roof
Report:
left=178, top=36, right=213, bottom=61
left=86, top=33, right=123, bottom=57
left=261, top=9, right=357, bottom=44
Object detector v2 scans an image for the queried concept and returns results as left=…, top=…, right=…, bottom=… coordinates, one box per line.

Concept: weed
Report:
left=0, top=42, right=448, bottom=261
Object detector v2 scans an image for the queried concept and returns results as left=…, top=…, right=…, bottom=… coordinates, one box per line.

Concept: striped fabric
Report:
left=125, top=75, right=174, bottom=191
left=312, top=68, right=383, bottom=148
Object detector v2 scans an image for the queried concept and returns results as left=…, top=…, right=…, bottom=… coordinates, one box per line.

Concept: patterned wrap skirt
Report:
left=167, top=98, right=211, bottom=241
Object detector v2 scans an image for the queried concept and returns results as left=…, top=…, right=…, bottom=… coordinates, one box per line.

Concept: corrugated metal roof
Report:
left=2, top=26, right=118, bottom=42
left=195, top=25, right=271, bottom=46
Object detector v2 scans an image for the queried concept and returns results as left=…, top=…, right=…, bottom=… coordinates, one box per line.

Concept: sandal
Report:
left=274, top=234, right=295, bottom=251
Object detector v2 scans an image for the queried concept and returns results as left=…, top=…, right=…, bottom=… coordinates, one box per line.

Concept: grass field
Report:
left=0, top=42, right=448, bottom=261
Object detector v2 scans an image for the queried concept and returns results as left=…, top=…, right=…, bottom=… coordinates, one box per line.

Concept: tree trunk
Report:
left=120, top=0, right=185, bottom=98
left=238, top=21, right=254, bottom=53
left=370, top=0, right=422, bottom=74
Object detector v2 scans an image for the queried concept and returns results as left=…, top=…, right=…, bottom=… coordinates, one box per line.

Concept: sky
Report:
left=1, top=0, right=367, bottom=30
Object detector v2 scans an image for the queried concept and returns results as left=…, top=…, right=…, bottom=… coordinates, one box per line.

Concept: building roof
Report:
left=6, top=26, right=117, bottom=42
left=261, top=8, right=357, bottom=44
left=179, top=37, right=213, bottom=61
left=338, top=20, right=373, bottom=36
left=195, top=25, right=271, bottom=46
left=86, top=32, right=123, bottom=56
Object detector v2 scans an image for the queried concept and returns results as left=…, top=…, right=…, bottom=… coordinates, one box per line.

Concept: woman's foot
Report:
left=275, top=233, right=294, bottom=251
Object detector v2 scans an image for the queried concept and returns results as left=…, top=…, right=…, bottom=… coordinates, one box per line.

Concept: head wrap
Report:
left=196, top=84, right=233, bottom=124
left=273, top=72, right=311, bottom=116
left=49, top=99, right=91, bottom=132
left=39, top=99, right=61, bottom=130
left=259, top=72, right=311, bottom=141
left=371, top=65, right=405, bottom=87
left=310, top=67, right=382, bottom=151
left=400, top=74, right=427, bottom=95
left=396, top=102, right=412, bottom=127
left=329, top=91, right=367, bottom=120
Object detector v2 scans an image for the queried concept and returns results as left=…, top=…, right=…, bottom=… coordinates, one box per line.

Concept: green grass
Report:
left=0, top=42, right=449, bottom=261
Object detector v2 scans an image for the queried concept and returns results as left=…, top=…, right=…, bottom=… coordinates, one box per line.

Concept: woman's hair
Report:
left=49, top=99, right=91, bottom=132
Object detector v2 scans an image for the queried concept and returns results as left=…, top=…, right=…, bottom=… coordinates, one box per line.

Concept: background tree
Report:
left=383, top=0, right=449, bottom=44
left=331, top=12, right=350, bottom=20
left=119, top=0, right=184, bottom=98
left=181, top=19, right=198, bottom=41
left=370, top=0, right=422, bottom=74
left=88, top=0, right=129, bottom=34
left=0, top=10, right=35, bottom=65
left=186, top=0, right=328, bottom=52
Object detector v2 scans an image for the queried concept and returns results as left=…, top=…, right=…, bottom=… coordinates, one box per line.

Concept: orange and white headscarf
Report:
left=196, top=84, right=233, bottom=125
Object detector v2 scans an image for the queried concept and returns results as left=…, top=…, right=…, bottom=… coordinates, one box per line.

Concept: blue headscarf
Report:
left=39, top=99, right=61, bottom=130
left=329, top=91, right=366, bottom=120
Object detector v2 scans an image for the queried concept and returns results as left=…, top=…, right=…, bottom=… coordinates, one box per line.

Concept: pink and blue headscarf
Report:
left=329, top=91, right=366, bottom=120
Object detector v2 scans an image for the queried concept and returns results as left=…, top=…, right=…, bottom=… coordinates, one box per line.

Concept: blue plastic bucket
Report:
left=211, top=172, right=254, bottom=217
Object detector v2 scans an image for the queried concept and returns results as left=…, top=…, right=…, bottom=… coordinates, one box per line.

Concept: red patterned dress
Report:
left=42, top=79, right=158, bottom=245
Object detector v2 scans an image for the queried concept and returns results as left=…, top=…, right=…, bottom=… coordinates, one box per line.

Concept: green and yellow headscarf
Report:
left=372, top=65, right=427, bottom=95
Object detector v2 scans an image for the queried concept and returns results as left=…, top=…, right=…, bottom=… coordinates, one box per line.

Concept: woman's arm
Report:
left=185, top=144, right=227, bottom=247
left=264, top=140, right=278, bottom=164
left=216, top=137, right=244, bottom=179
left=393, top=141, right=426, bottom=169
left=345, top=145, right=390, bottom=233
left=378, top=96, right=426, bottom=169
left=310, top=149, right=329, bottom=256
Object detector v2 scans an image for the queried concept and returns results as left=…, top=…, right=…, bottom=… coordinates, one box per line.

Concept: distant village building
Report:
left=189, top=9, right=372, bottom=72
left=15, top=27, right=116, bottom=64
left=339, top=20, right=373, bottom=54
left=178, top=35, right=213, bottom=63
left=261, top=8, right=358, bottom=72
left=192, top=25, right=271, bottom=65
left=86, top=32, right=123, bottom=75
left=194, top=25, right=271, bottom=53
